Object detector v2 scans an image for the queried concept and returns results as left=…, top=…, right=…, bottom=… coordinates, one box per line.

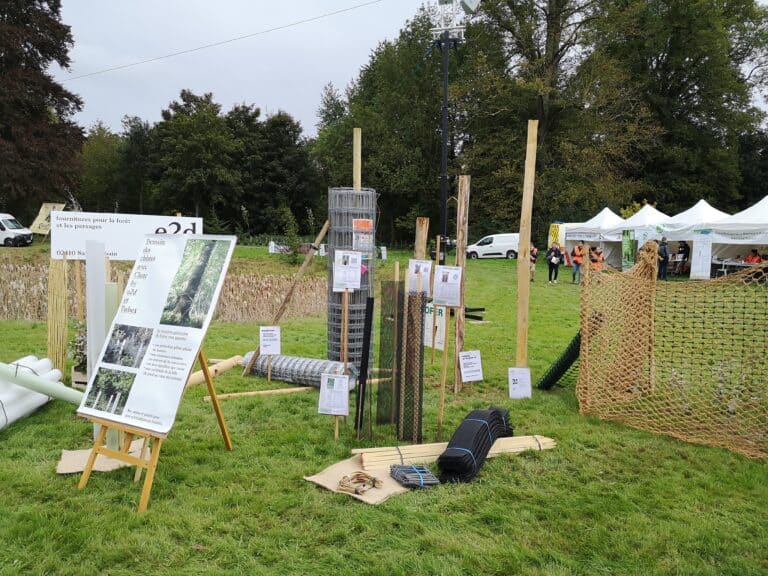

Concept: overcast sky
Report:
left=53, top=0, right=425, bottom=137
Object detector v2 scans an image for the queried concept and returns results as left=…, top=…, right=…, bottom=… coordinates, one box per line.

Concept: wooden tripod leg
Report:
left=137, top=437, right=163, bottom=513
left=134, top=438, right=150, bottom=483
left=78, top=424, right=108, bottom=490
left=199, top=349, right=233, bottom=451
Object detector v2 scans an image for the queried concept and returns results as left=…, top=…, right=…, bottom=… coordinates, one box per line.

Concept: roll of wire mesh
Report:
left=241, top=353, right=357, bottom=389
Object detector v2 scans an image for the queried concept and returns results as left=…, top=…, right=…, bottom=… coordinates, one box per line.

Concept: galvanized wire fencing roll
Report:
left=241, top=353, right=357, bottom=389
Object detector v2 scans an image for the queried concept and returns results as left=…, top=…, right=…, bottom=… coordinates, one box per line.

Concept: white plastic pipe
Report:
left=0, top=361, right=83, bottom=405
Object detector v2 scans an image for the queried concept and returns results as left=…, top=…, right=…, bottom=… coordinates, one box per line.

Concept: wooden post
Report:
left=453, top=175, right=469, bottom=394
left=353, top=127, right=362, bottom=191
left=47, top=258, right=68, bottom=373
left=431, top=234, right=440, bottom=365
left=390, top=261, right=400, bottom=424
left=516, top=120, right=539, bottom=368
left=414, top=217, right=429, bottom=260
left=438, top=310, right=452, bottom=442
left=267, top=356, right=272, bottom=382
left=198, top=349, right=233, bottom=451
left=337, top=289, right=350, bottom=440
left=242, top=219, right=330, bottom=376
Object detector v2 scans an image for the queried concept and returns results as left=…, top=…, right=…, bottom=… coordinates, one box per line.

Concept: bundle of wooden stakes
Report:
left=351, top=436, right=556, bottom=471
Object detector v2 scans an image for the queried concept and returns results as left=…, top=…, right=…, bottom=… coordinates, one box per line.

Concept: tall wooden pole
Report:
left=353, top=128, right=362, bottom=191
left=414, top=217, right=429, bottom=260
left=516, top=120, right=539, bottom=368
left=454, top=175, right=470, bottom=393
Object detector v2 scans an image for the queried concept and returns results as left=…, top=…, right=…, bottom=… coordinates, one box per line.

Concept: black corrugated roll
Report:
left=437, top=406, right=513, bottom=483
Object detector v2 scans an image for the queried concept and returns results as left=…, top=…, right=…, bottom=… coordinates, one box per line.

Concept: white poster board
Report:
left=408, top=259, right=433, bottom=295
left=508, top=367, right=532, bottom=399
left=259, top=326, right=281, bottom=356
left=352, top=219, right=374, bottom=253
left=691, top=232, right=713, bottom=280
left=333, top=250, right=362, bottom=292
left=50, top=211, right=203, bottom=261
left=424, top=304, right=447, bottom=351
left=318, top=373, right=349, bottom=416
left=432, top=265, right=463, bottom=307
left=379, top=246, right=387, bottom=260
left=458, top=350, right=484, bottom=383
left=77, top=234, right=236, bottom=434
left=30, top=202, right=66, bottom=235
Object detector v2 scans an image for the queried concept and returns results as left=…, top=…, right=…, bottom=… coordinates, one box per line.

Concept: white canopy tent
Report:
left=564, top=207, right=625, bottom=267
left=663, top=199, right=730, bottom=240
left=607, top=204, right=670, bottom=244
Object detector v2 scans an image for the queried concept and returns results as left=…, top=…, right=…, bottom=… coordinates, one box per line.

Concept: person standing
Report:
left=529, top=242, right=539, bottom=282
left=546, top=242, right=563, bottom=284
left=658, top=237, right=670, bottom=280
left=571, top=241, right=585, bottom=284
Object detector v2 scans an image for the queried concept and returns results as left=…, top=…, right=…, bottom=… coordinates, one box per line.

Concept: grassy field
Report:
left=0, top=250, right=765, bottom=575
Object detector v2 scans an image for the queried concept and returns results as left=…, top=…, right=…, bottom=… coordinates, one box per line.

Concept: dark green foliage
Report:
left=0, top=0, right=84, bottom=222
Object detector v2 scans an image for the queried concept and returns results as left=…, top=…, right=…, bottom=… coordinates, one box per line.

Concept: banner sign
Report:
left=318, top=373, right=349, bottom=416
left=333, top=250, right=362, bottom=292
left=50, top=211, right=203, bottom=261
left=352, top=219, right=374, bottom=253
left=30, top=203, right=66, bottom=235
left=458, top=350, right=484, bottom=383
left=690, top=231, right=713, bottom=280
left=508, top=367, right=532, bottom=399
left=621, top=230, right=636, bottom=271
left=407, top=259, right=433, bottom=295
left=259, top=326, right=281, bottom=356
left=432, top=265, right=463, bottom=307
left=423, top=304, right=447, bottom=351
left=77, top=234, right=236, bottom=434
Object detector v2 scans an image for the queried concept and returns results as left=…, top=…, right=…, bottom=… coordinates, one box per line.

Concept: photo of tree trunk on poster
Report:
left=160, top=239, right=230, bottom=328
left=83, top=368, right=136, bottom=415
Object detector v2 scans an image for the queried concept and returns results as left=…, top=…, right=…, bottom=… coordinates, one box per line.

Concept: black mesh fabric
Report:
left=437, top=407, right=513, bottom=482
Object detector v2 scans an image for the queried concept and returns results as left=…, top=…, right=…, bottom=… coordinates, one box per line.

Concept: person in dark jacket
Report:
left=546, top=242, right=563, bottom=284
left=658, top=237, right=669, bottom=280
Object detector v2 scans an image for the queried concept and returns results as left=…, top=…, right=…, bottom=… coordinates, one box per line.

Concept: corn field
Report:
left=0, top=263, right=327, bottom=322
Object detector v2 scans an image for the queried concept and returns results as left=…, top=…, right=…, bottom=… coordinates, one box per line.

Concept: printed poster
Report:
left=690, top=232, right=713, bottom=280
left=407, top=259, right=433, bottom=295
left=259, top=326, right=281, bottom=356
left=77, top=234, right=237, bottom=435
left=352, top=219, right=374, bottom=253
left=424, top=304, right=447, bottom=351
left=621, top=230, right=636, bottom=272
left=318, top=373, right=350, bottom=416
left=458, top=350, right=484, bottom=383
left=333, top=250, right=362, bottom=292
left=432, top=265, right=463, bottom=307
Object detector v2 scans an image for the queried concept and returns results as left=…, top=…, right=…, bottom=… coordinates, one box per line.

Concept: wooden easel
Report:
left=78, top=349, right=232, bottom=512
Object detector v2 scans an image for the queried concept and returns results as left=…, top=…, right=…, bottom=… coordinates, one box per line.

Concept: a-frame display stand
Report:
left=77, top=349, right=232, bottom=512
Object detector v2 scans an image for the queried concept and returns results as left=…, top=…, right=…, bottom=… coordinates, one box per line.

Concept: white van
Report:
left=0, top=214, right=33, bottom=247
left=466, top=233, right=520, bottom=259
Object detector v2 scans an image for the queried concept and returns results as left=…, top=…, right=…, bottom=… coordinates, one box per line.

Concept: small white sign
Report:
left=432, top=265, right=463, bottom=307
left=408, top=259, right=433, bottom=295
left=333, top=250, right=362, bottom=292
left=379, top=246, right=387, bottom=260
left=319, top=244, right=327, bottom=257
left=424, top=304, right=447, bottom=351
left=458, top=350, right=484, bottom=383
left=50, top=211, right=203, bottom=261
left=259, top=326, right=281, bottom=356
left=352, top=219, right=375, bottom=253
left=508, top=367, right=532, bottom=399
left=318, top=373, right=349, bottom=416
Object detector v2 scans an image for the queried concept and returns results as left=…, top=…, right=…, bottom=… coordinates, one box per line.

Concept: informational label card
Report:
left=458, top=350, right=484, bottom=383
left=424, top=304, right=447, bottom=351
left=508, top=367, right=532, bottom=399
left=333, top=250, right=362, bottom=292
left=318, top=373, right=349, bottom=416
left=50, top=211, right=203, bottom=261
left=432, top=265, right=463, bottom=307
left=352, top=219, right=374, bottom=253
left=259, top=326, right=281, bottom=356
left=379, top=246, right=387, bottom=260
left=77, top=234, right=236, bottom=435
left=690, top=232, right=713, bottom=280
left=408, top=259, right=433, bottom=295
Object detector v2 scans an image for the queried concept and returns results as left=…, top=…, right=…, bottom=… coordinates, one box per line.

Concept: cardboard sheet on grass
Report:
left=305, top=435, right=556, bottom=505
left=57, top=440, right=145, bottom=474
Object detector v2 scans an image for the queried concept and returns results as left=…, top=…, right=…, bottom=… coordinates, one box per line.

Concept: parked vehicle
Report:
left=0, top=214, right=33, bottom=247
left=466, top=233, right=519, bottom=259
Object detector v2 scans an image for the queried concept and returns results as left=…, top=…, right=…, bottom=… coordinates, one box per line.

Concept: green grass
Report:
left=0, top=254, right=766, bottom=575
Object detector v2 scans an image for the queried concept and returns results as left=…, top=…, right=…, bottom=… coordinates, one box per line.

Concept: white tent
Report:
left=606, top=204, right=670, bottom=254
left=663, top=199, right=729, bottom=240
left=708, top=195, right=768, bottom=240
left=563, top=208, right=625, bottom=267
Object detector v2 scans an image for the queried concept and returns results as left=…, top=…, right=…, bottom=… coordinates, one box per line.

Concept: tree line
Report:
left=4, top=1, right=768, bottom=245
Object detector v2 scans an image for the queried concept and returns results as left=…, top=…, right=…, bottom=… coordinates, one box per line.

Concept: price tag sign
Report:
left=458, top=350, right=484, bottom=383
left=259, top=326, right=281, bottom=356
left=508, top=367, right=532, bottom=399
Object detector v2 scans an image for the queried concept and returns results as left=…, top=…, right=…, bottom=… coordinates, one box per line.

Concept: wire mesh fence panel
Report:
left=578, top=241, right=768, bottom=458
left=398, top=292, right=425, bottom=443
left=377, top=280, right=402, bottom=425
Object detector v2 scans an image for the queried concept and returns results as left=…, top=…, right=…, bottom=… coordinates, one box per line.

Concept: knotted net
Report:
left=577, top=241, right=768, bottom=458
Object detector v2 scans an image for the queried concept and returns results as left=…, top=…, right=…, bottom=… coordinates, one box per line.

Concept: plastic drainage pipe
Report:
left=0, top=361, right=83, bottom=405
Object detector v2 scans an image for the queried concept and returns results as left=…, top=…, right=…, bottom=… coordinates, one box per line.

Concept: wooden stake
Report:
left=454, top=175, right=470, bottom=394
left=353, top=127, right=362, bottom=190
left=205, top=387, right=313, bottom=402
left=198, top=349, right=233, bottom=451
left=337, top=288, right=350, bottom=440
left=431, top=235, right=440, bottom=365
left=390, top=261, right=400, bottom=424
left=516, top=120, right=539, bottom=368
left=47, top=258, right=68, bottom=373
left=267, top=355, right=272, bottom=382
left=414, top=217, right=429, bottom=259
left=438, top=312, right=452, bottom=442
left=242, top=219, right=330, bottom=376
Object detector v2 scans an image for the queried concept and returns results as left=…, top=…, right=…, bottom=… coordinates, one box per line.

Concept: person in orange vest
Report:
left=744, top=249, right=762, bottom=264
left=529, top=242, right=539, bottom=282
left=590, top=247, right=605, bottom=272
left=571, top=240, right=585, bottom=284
